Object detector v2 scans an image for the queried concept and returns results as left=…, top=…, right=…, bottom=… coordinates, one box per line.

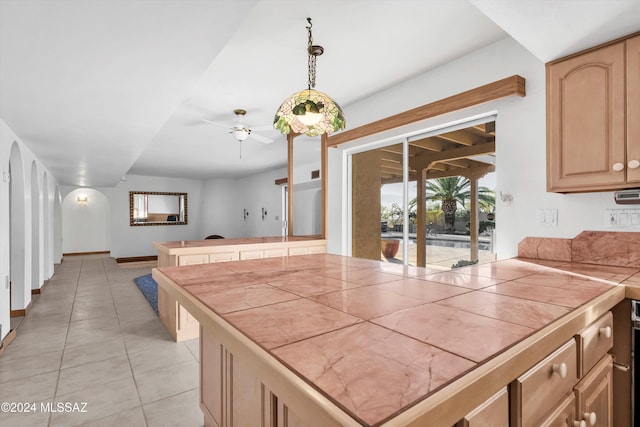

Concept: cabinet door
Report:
left=178, top=254, right=209, bottom=266
left=574, top=355, right=613, bottom=427
left=240, top=250, right=264, bottom=260
left=547, top=42, right=626, bottom=192
left=627, top=35, right=640, bottom=183
left=209, top=251, right=239, bottom=263
left=539, top=393, right=577, bottom=427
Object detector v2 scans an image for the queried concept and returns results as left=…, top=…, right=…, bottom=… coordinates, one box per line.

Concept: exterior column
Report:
left=416, top=169, right=426, bottom=267
left=469, top=177, right=479, bottom=262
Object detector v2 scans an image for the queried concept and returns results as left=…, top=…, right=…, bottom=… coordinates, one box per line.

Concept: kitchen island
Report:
left=152, top=253, right=633, bottom=426
left=153, top=236, right=326, bottom=341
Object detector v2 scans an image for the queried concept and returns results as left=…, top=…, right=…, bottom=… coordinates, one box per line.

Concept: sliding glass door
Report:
left=348, top=115, right=497, bottom=269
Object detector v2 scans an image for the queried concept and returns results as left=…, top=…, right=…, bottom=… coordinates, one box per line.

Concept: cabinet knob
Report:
left=599, top=326, right=612, bottom=338
left=629, top=159, right=640, bottom=169
left=552, top=362, right=567, bottom=378
left=573, top=421, right=587, bottom=427
left=583, top=412, right=597, bottom=426
left=612, top=162, right=625, bottom=172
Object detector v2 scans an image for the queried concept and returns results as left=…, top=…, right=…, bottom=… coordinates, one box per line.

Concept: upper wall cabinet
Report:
left=547, top=33, right=640, bottom=193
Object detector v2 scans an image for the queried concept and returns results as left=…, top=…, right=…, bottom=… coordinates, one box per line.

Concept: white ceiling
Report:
left=1, top=0, right=638, bottom=187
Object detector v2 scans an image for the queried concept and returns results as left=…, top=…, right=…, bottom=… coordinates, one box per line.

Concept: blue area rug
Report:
left=134, top=274, right=158, bottom=316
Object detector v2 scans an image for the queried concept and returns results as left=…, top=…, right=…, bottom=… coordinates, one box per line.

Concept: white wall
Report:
left=327, top=37, right=638, bottom=258
left=62, top=188, right=111, bottom=253
left=199, top=167, right=288, bottom=239
left=0, top=119, right=60, bottom=341
left=61, top=174, right=205, bottom=258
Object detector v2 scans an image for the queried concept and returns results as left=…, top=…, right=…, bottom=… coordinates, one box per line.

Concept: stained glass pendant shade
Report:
left=274, top=18, right=345, bottom=137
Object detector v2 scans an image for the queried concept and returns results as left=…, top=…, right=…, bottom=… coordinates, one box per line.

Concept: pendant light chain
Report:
left=307, top=17, right=316, bottom=89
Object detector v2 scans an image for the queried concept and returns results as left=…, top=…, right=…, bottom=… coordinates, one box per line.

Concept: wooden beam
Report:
left=321, top=134, right=328, bottom=239
left=417, top=169, right=426, bottom=268
left=327, top=75, right=525, bottom=147
left=411, top=141, right=495, bottom=171
left=287, top=133, right=294, bottom=237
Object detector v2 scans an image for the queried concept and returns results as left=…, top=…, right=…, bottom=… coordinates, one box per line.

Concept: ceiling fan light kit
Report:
left=274, top=18, right=345, bottom=137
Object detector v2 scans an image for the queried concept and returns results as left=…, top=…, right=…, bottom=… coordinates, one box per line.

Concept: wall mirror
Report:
left=129, top=191, right=187, bottom=226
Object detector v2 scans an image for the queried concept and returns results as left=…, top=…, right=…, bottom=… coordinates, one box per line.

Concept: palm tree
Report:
left=420, top=177, right=494, bottom=233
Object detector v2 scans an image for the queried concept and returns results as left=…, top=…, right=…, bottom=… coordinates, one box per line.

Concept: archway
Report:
left=62, top=189, right=110, bottom=254
left=31, top=161, right=41, bottom=291
left=9, top=142, right=28, bottom=313
left=53, top=187, right=62, bottom=264
left=42, top=172, right=52, bottom=280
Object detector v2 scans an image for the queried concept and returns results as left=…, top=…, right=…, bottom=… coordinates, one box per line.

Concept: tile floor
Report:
left=0, top=254, right=203, bottom=427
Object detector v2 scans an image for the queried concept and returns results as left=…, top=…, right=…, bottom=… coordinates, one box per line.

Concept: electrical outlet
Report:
left=605, top=208, right=640, bottom=227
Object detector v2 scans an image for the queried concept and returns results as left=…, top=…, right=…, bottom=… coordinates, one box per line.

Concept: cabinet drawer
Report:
left=456, top=387, right=508, bottom=427
left=539, top=392, right=577, bottom=427
left=511, top=339, right=578, bottom=427
left=576, top=312, right=613, bottom=377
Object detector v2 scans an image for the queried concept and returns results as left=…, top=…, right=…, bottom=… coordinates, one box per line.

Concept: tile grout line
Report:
left=105, top=257, right=150, bottom=427
left=48, top=256, right=83, bottom=427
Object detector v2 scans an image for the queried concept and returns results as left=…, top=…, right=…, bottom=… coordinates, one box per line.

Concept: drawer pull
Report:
left=598, top=326, right=612, bottom=338
left=583, top=412, right=597, bottom=426
left=612, top=162, right=625, bottom=172
left=629, top=159, right=640, bottom=169
left=573, top=421, right=587, bottom=427
left=552, top=362, right=567, bottom=378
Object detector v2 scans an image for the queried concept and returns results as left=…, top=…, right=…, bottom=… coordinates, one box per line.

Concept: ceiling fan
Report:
left=202, top=109, right=274, bottom=144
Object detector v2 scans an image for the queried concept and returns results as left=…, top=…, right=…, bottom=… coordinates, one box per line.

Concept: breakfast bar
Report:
left=152, top=252, right=635, bottom=426
left=153, top=236, right=326, bottom=341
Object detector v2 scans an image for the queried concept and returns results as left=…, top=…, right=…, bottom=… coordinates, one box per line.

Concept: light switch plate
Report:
left=536, top=209, right=558, bottom=226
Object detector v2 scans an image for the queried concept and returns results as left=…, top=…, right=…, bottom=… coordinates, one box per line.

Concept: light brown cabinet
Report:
left=510, top=312, right=614, bottom=427
left=456, top=387, right=508, bottom=427
left=547, top=33, right=640, bottom=192
left=574, top=355, right=613, bottom=427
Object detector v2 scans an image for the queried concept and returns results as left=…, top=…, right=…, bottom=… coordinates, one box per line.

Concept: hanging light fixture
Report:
left=274, top=18, right=345, bottom=137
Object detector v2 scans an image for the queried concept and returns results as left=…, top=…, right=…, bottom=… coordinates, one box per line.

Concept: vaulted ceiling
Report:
left=1, top=0, right=638, bottom=187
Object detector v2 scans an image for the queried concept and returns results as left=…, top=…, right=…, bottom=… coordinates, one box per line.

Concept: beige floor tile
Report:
left=61, top=336, right=127, bottom=369
left=56, top=354, right=133, bottom=396
left=134, top=359, right=199, bottom=404
left=3, top=254, right=203, bottom=426
left=83, top=407, right=146, bottom=427
left=64, top=325, right=122, bottom=350
left=144, top=388, right=204, bottom=427
left=50, top=376, right=140, bottom=426
left=184, top=338, right=199, bottom=362
left=0, top=371, right=58, bottom=402
left=0, top=349, right=63, bottom=382
left=128, top=342, right=196, bottom=376
left=0, top=408, right=51, bottom=427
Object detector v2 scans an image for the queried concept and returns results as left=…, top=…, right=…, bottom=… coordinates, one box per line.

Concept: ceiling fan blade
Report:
left=251, top=124, right=275, bottom=132
left=202, top=118, right=231, bottom=129
left=249, top=132, right=274, bottom=144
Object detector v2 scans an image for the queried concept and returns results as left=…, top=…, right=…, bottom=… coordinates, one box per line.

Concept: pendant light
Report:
left=273, top=18, right=345, bottom=137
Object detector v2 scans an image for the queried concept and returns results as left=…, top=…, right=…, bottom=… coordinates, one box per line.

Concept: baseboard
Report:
left=116, top=256, right=158, bottom=264
left=63, top=250, right=110, bottom=256
left=0, top=329, right=17, bottom=356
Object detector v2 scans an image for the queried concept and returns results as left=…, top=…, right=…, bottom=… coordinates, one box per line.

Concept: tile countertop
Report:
left=154, top=254, right=634, bottom=426
left=153, top=235, right=323, bottom=250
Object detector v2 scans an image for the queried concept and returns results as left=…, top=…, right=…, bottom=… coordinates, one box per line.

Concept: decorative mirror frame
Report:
left=129, top=191, right=188, bottom=226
